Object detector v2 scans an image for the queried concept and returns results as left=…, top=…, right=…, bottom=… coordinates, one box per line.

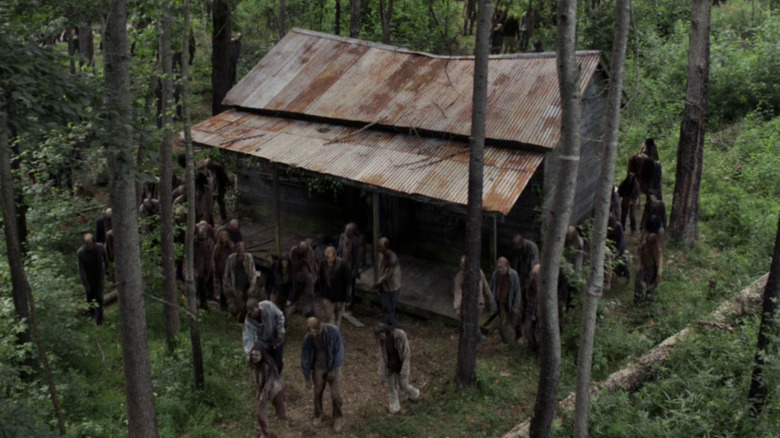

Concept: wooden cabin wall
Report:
left=233, top=155, right=547, bottom=270
left=494, top=171, right=545, bottom=260
left=234, top=158, right=357, bottom=248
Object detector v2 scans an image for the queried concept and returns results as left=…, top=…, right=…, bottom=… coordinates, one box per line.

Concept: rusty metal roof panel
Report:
left=223, top=28, right=603, bottom=150
left=192, top=110, right=543, bottom=214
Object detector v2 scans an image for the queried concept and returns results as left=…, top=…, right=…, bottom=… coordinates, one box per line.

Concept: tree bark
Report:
left=1, top=100, right=66, bottom=435
left=77, top=24, right=95, bottom=69
left=335, top=0, right=342, bottom=35
left=379, top=0, right=394, bottom=44
left=183, top=0, right=206, bottom=390
left=103, top=1, right=159, bottom=436
left=0, top=94, right=32, bottom=367
left=668, top=0, right=711, bottom=246
left=211, top=0, right=232, bottom=115
left=279, top=0, right=287, bottom=39
left=349, top=0, right=361, bottom=37
left=573, top=0, right=630, bottom=436
left=749, top=214, right=780, bottom=415
left=529, top=0, right=581, bottom=435
left=160, top=0, right=180, bottom=353
left=456, top=0, right=492, bottom=389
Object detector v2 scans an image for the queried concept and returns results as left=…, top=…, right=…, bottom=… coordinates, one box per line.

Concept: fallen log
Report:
left=503, top=273, right=769, bottom=438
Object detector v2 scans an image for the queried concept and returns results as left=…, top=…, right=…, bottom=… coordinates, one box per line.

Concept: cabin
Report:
left=191, top=28, right=609, bottom=319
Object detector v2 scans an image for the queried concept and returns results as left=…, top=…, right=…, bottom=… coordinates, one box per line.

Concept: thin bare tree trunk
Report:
left=349, top=0, right=361, bottom=37
left=668, top=0, right=711, bottom=246
left=456, top=0, right=492, bottom=389
left=379, top=0, right=393, bottom=44
left=279, top=0, right=287, bottom=39
left=530, top=0, right=581, bottom=435
left=335, top=0, right=342, bottom=34
left=104, top=1, right=159, bottom=436
left=160, top=0, right=180, bottom=353
left=749, top=213, right=780, bottom=415
left=77, top=24, right=95, bottom=69
left=0, top=111, right=31, bottom=351
left=211, top=0, right=232, bottom=115
left=1, top=109, right=66, bottom=435
left=183, top=0, right=206, bottom=390
left=573, top=0, right=630, bottom=436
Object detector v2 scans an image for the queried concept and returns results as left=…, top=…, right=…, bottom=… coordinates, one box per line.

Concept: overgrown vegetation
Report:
left=1, top=0, right=779, bottom=436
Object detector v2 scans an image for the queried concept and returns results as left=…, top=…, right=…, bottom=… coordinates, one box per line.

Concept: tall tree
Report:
left=212, top=0, right=233, bottom=115
left=748, top=213, right=780, bottom=415
left=103, top=1, right=159, bottom=436
left=160, top=0, right=180, bottom=352
left=378, top=0, right=394, bottom=44
left=335, top=0, right=342, bottom=34
left=456, top=0, right=492, bottom=388
left=183, top=0, right=206, bottom=390
left=573, top=0, right=631, bottom=436
left=1, top=102, right=66, bottom=436
left=280, top=0, right=287, bottom=39
left=0, top=91, right=31, bottom=365
left=668, top=0, right=711, bottom=245
left=530, top=0, right=582, bottom=434
left=349, top=0, right=361, bottom=37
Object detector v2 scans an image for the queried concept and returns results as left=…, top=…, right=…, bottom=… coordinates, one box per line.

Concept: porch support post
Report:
left=373, top=191, right=380, bottom=282
left=273, top=166, right=281, bottom=256
left=490, top=214, right=498, bottom=272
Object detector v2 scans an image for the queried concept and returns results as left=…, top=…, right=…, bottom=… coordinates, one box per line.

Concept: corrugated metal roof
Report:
left=192, top=110, right=544, bottom=215
left=224, top=28, right=603, bottom=150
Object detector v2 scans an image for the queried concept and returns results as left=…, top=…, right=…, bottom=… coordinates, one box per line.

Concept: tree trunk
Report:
left=379, top=0, right=393, bottom=44
left=349, top=0, right=361, bottom=37
left=279, top=0, right=287, bottom=39
left=749, top=214, right=780, bottom=415
left=529, top=0, right=581, bottom=435
left=183, top=0, right=206, bottom=390
left=335, top=0, right=341, bottom=35
left=160, top=0, right=180, bottom=353
left=103, top=1, right=159, bottom=436
left=456, top=0, right=492, bottom=389
left=77, top=24, right=95, bottom=69
left=668, top=0, right=710, bottom=246
left=572, top=0, right=630, bottom=436
left=9, top=140, right=28, bottom=256
left=0, top=96, right=32, bottom=366
left=211, top=0, right=232, bottom=115
left=1, top=102, right=66, bottom=435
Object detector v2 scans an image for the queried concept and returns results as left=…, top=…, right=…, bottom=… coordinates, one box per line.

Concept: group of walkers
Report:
left=449, top=138, right=667, bottom=350
left=75, top=141, right=664, bottom=434
left=243, top=230, right=420, bottom=437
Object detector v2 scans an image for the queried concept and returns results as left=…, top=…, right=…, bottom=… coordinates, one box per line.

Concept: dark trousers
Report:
left=217, top=278, right=228, bottom=311
left=313, top=367, right=343, bottom=419
left=215, top=192, right=227, bottom=224
left=85, top=284, right=104, bottom=325
left=196, top=276, right=212, bottom=310
left=267, top=343, right=285, bottom=374
left=621, top=202, right=637, bottom=232
left=634, top=269, right=658, bottom=304
left=380, top=290, right=400, bottom=327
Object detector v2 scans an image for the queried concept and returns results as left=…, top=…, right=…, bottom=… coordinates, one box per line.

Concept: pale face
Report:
left=250, top=349, right=262, bottom=364
left=496, top=258, right=509, bottom=275
left=325, top=247, right=336, bottom=264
